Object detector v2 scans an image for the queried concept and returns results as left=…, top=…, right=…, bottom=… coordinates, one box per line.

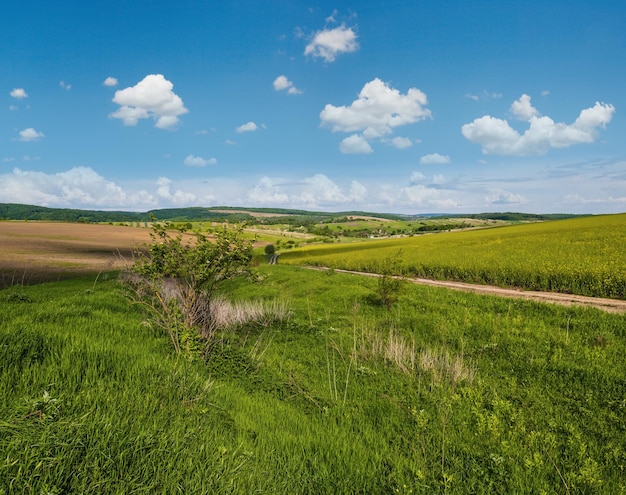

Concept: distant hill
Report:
left=0, top=204, right=411, bottom=223
left=0, top=203, right=587, bottom=224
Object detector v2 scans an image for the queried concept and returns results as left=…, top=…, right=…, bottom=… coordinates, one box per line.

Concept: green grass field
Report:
left=279, top=213, right=626, bottom=299
left=2, top=266, right=625, bottom=493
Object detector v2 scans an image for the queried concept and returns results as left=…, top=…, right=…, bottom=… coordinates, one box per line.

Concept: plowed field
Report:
left=0, top=222, right=154, bottom=286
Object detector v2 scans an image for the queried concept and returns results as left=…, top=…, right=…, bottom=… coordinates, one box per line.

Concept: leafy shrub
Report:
left=124, top=220, right=254, bottom=358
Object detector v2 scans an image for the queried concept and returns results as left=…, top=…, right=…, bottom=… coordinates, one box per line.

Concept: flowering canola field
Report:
left=280, top=213, right=626, bottom=299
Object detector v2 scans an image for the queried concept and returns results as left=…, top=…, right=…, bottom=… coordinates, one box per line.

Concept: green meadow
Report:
left=2, top=262, right=625, bottom=493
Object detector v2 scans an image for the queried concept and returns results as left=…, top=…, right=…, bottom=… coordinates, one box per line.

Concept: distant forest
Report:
left=0, top=203, right=583, bottom=224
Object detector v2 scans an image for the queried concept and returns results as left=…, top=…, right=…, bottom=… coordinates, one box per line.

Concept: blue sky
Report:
left=1, top=0, right=624, bottom=214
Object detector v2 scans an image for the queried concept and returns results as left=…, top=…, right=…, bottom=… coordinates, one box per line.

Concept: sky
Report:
left=1, top=0, right=625, bottom=214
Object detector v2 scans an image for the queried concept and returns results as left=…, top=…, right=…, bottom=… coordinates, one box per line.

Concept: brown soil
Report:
left=306, top=267, right=626, bottom=314
left=0, top=222, right=155, bottom=286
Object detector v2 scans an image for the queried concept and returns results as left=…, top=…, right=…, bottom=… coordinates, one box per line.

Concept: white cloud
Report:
left=339, top=134, right=373, bottom=154
left=17, top=128, right=45, bottom=142
left=247, top=177, right=290, bottom=204
left=103, top=77, right=118, bottom=87
left=541, top=90, right=550, bottom=97
left=349, top=180, right=368, bottom=201
left=273, top=75, right=302, bottom=94
left=155, top=177, right=198, bottom=204
left=246, top=174, right=367, bottom=209
left=485, top=190, right=528, bottom=206
left=236, top=121, right=258, bottom=133
left=10, top=88, right=28, bottom=99
left=110, top=74, right=188, bottom=129
left=420, top=153, right=451, bottom=165
left=304, top=24, right=359, bottom=62
left=510, top=94, right=539, bottom=120
left=59, top=81, right=71, bottom=90
left=184, top=155, right=217, bottom=167
left=390, top=137, right=413, bottom=149
left=462, top=96, right=615, bottom=156
left=0, top=167, right=153, bottom=208
left=466, top=91, right=502, bottom=101
left=320, top=78, right=431, bottom=141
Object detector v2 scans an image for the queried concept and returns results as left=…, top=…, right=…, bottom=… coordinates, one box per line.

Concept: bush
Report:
left=125, top=220, right=254, bottom=358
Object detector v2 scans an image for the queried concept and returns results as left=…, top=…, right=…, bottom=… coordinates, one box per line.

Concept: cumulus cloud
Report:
left=184, top=155, right=217, bottom=167
left=236, top=121, right=258, bottom=133
left=339, top=134, right=373, bottom=154
left=156, top=177, right=198, bottom=204
left=17, top=128, right=44, bottom=142
left=273, top=75, right=302, bottom=95
left=321, top=78, right=431, bottom=141
left=462, top=95, right=615, bottom=156
left=110, top=74, right=188, bottom=129
left=103, top=77, right=118, bottom=87
left=0, top=167, right=153, bottom=208
left=420, top=153, right=451, bottom=165
left=59, top=81, right=71, bottom=90
left=485, top=190, right=528, bottom=206
left=10, top=88, right=28, bottom=99
left=247, top=174, right=368, bottom=208
left=510, top=94, right=540, bottom=120
left=304, top=24, right=359, bottom=62
left=389, top=137, right=413, bottom=149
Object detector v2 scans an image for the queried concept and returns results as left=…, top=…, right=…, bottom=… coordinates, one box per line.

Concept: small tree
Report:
left=264, top=244, right=275, bottom=256
left=370, top=251, right=405, bottom=310
left=125, top=219, right=254, bottom=357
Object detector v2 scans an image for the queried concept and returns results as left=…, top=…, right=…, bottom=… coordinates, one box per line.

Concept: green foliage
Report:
left=264, top=243, right=275, bottom=256
left=368, top=252, right=405, bottom=309
left=0, top=271, right=625, bottom=493
left=126, top=220, right=254, bottom=357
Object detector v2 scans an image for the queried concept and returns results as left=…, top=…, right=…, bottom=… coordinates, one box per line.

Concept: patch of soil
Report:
left=0, top=222, right=154, bottom=286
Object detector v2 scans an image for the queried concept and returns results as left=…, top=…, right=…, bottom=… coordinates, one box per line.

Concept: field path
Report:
left=305, top=266, right=626, bottom=313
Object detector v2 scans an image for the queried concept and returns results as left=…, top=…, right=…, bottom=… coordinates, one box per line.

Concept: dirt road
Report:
left=305, top=266, right=626, bottom=314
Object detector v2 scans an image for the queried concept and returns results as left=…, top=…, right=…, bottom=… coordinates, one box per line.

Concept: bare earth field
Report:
left=0, top=222, right=154, bottom=286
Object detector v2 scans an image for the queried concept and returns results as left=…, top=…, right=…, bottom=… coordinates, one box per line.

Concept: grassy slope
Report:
left=1, top=268, right=625, bottom=494
left=279, top=213, right=626, bottom=298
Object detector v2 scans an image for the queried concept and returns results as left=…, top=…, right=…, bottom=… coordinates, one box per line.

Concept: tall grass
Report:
left=1, top=267, right=625, bottom=493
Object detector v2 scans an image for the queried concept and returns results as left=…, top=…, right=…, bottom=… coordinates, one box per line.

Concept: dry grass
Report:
left=359, top=324, right=476, bottom=386
left=209, top=296, right=291, bottom=329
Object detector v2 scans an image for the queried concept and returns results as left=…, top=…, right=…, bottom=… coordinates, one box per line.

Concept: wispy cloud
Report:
left=10, top=88, right=28, bottom=99
left=304, top=24, right=359, bottom=62
left=17, top=128, right=45, bottom=142
left=184, top=155, right=217, bottom=167
left=420, top=153, right=451, bottom=165
left=236, top=121, right=258, bottom=133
